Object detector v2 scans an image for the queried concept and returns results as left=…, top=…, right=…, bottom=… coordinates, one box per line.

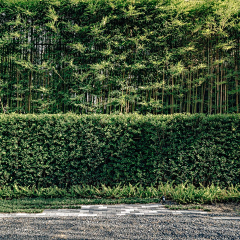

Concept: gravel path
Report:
left=0, top=214, right=240, bottom=239
left=0, top=204, right=239, bottom=239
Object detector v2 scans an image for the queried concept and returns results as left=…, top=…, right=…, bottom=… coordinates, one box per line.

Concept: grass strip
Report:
left=0, top=182, right=239, bottom=213
left=165, top=204, right=211, bottom=212
left=1, top=182, right=239, bottom=204
left=0, top=198, right=160, bottom=213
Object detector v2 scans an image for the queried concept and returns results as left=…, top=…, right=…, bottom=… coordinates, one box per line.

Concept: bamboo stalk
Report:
left=216, top=43, right=219, bottom=114
left=220, top=53, right=223, bottom=114
left=235, top=40, right=239, bottom=113
left=162, top=65, right=165, bottom=114
left=171, top=75, right=174, bottom=114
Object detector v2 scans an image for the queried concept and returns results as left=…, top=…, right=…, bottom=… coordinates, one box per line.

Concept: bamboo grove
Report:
left=0, top=0, right=240, bottom=114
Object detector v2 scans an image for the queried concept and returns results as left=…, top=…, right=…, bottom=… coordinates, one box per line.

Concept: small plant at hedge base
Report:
left=0, top=182, right=239, bottom=204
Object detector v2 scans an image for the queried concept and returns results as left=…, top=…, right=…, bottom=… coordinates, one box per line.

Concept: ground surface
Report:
left=164, top=201, right=240, bottom=214
left=0, top=203, right=239, bottom=239
left=194, top=203, right=240, bottom=214
left=0, top=214, right=240, bottom=239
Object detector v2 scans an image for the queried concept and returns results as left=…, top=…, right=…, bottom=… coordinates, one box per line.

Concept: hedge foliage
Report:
left=0, top=113, right=239, bottom=188
left=0, top=0, right=240, bottom=114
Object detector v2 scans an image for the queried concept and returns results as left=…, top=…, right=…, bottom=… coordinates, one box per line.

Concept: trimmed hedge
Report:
left=0, top=113, right=239, bottom=188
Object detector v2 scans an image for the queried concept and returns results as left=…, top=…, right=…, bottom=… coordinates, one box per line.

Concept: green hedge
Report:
left=0, top=113, right=239, bottom=188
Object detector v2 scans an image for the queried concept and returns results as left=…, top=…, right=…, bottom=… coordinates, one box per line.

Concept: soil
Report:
left=164, top=200, right=240, bottom=214
left=200, top=203, right=240, bottom=214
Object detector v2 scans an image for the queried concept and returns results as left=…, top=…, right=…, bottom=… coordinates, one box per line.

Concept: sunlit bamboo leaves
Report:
left=0, top=0, right=239, bottom=114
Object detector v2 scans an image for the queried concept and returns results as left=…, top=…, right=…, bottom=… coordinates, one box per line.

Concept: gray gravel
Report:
left=0, top=214, right=239, bottom=239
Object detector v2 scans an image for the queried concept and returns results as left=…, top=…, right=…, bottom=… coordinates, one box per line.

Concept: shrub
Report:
left=0, top=113, right=239, bottom=188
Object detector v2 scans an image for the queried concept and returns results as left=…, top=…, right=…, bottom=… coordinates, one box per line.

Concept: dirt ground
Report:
left=163, top=200, right=240, bottom=214
left=200, top=203, right=240, bottom=214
